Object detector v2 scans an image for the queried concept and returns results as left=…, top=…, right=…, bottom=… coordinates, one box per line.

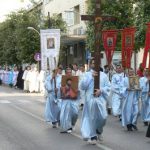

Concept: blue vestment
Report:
left=44, top=74, right=62, bottom=123
left=122, top=77, right=140, bottom=127
left=80, top=71, right=111, bottom=139
left=111, top=73, right=125, bottom=116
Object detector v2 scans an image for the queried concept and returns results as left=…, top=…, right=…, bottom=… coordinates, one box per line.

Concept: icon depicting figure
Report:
left=47, top=38, right=55, bottom=49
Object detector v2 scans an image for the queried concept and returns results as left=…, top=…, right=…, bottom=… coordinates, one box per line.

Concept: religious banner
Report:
left=142, top=23, right=150, bottom=69
left=40, top=29, right=60, bottom=71
left=121, top=27, right=136, bottom=68
left=102, top=30, right=118, bottom=66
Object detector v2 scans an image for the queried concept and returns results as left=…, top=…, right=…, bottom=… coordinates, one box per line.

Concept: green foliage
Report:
left=0, top=8, right=66, bottom=65
left=42, top=14, right=67, bottom=32
left=86, top=0, right=150, bottom=52
left=134, top=0, right=150, bottom=50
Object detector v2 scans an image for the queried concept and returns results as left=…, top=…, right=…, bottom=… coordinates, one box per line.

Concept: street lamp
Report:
left=27, top=27, right=40, bottom=36
left=27, top=26, right=41, bottom=72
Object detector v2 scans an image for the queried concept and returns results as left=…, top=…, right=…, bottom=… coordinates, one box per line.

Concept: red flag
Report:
left=142, top=23, right=150, bottom=69
left=122, top=27, right=136, bottom=68
left=102, top=30, right=118, bottom=66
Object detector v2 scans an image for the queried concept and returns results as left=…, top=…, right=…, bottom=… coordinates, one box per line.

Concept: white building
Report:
left=42, top=0, right=88, bottom=66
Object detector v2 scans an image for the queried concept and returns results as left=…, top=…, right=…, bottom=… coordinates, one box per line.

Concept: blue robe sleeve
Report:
left=80, top=72, right=93, bottom=91
left=100, top=73, right=111, bottom=98
left=45, top=75, right=53, bottom=92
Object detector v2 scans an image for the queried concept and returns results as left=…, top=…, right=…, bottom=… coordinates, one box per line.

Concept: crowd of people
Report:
left=44, top=60, right=150, bottom=145
left=0, top=65, right=46, bottom=93
left=0, top=61, right=150, bottom=145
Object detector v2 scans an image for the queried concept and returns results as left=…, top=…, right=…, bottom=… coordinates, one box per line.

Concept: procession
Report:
left=0, top=59, right=150, bottom=145
left=0, top=0, right=150, bottom=150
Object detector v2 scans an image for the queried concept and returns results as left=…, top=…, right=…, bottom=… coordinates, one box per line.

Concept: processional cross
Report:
left=81, top=0, right=116, bottom=90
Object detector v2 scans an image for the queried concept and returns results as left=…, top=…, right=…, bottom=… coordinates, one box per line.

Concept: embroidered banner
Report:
left=102, top=30, right=118, bottom=66
left=40, top=29, right=60, bottom=71
left=142, top=23, right=150, bottom=69
left=121, top=27, right=136, bottom=68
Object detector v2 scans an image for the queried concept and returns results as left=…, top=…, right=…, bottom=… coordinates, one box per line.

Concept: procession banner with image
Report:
left=121, top=27, right=136, bottom=68
left=142, top=23, right=150, bottom=69
left=40, top=29, right=60, bottom=71
left=102, top=30, right=118, bottom=66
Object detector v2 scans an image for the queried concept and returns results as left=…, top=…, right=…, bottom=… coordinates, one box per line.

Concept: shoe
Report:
left=52, top=122, right=57, bottom=128
left=67, top=128, right=72, bottom=133
left=144, top=122, right=148, bottom=126
left=127, top=124, right=133, bottom=131
left=107, top=108, right=111, bottom=115
left=119, top=115, right=122, bottom=121
left=60, top=130, right=67, bottom=133
left=132, top=124, right=138, bottom=131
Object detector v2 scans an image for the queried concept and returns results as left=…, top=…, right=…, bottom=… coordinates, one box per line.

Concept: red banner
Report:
left=102, top=30, right=118, bottom=66
left=122, top=27, right=136, bottom=68
left=142, top=23, right=150, bottom=69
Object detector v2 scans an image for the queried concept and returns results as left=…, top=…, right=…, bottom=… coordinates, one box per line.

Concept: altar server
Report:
left=45, top=68, right=62, bottom=128
left=122, top=68, right=140, bottom=131
left=80, top=58, right=111, bottom=144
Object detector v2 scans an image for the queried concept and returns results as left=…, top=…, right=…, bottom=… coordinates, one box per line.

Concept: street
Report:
left=0, top=86, right=149, bottom=150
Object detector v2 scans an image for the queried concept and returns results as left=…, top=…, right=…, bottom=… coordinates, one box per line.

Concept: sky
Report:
left=0, top=0, right=32, bottom=22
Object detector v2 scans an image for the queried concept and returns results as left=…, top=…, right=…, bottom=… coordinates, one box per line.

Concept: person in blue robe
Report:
left=140, top=68, right=150, bottom=126
left=44, top=68, right=62, bottom=128
left=121, top=68, right=140, bottom=131
left=80, top=58, right=111, bottom=144
left=111, top=65, right=125, bottom=119
left=59, top=67, right=80, bottom=133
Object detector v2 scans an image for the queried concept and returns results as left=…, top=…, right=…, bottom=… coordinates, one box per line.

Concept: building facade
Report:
left=42, top=0, right=88, bottom=66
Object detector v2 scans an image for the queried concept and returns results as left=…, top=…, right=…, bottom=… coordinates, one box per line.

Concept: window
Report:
left=64, top=11, right=74, bottom=26
left=74, top=5, right=80, bottom=25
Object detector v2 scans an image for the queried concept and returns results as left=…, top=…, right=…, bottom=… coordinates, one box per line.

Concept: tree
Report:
left=86, top=0, right=137, bottom=52
left=134, top=0, right=150, bottom=50
left=0, top=8, right=66, bottom=65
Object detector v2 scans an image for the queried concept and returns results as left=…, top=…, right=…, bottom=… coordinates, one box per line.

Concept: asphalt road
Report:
left=0, top=86, right=150, bottom=150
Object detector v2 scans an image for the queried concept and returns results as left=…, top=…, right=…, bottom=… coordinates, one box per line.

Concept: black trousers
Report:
left=146, top=123, right=150, bottom=138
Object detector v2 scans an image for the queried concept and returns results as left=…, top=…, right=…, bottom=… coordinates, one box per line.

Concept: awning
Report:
left=61, top=35, right=86, bottom=44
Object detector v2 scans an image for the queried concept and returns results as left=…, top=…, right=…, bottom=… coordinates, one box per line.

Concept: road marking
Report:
left=10, top=103, right=113, bottom=150
left=11, top=103, right=45, bottom=122
left=17, top=100, right=31, bottom=103
left=0, top=100, right=11, bottom=104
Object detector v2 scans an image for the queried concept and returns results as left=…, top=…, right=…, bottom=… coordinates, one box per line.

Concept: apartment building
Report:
left=42, top=0, right=88, bottom=66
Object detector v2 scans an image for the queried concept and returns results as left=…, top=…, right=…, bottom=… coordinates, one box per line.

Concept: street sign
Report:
left=34, top=53, right=41, bottom=61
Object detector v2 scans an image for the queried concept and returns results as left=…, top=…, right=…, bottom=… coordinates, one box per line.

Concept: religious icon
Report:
left=61, top=75, right=78, bottom=100
left=125, top=35, right=132, bottom=47
left=47, top=38, right=55, bottom=49
left=107, top=37, right=113, bottom=47
left=129, top=76, right=140, bottom=90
